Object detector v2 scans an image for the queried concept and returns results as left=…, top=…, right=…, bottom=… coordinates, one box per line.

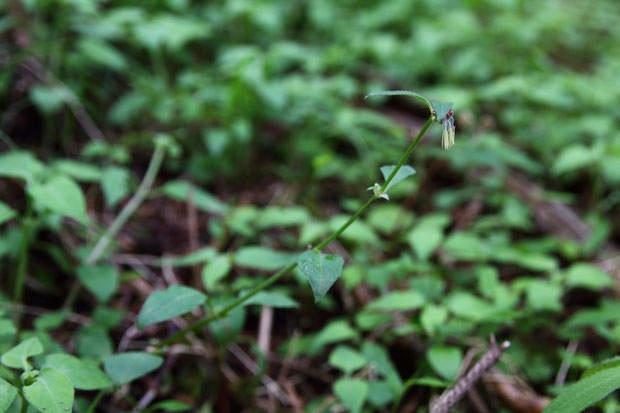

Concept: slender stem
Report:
left=157, top=117, right=434, bottom=347
left=63, top=144, right=166, bottom=309
left=87, top=144, right=166, bottom=265
left=13, top=200, right=34, bottom=306
left=86, top=390, right=105, bottom=413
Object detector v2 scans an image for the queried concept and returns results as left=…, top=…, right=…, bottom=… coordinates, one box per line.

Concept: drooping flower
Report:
left=441, top=108, right=456, bottom=150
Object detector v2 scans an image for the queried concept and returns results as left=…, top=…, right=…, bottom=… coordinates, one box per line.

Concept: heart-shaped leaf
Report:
left=334, top=378, right=369, bottom=413
left=0, top=377, right=17, bottom=413
left=138, top=285, right=207, bottom=329
left=23, top=368, right=74, bottom=413
left=104, top=352, right=163, bottom=385
left=430, top=100, right=454, bottom=120
left=76, top=264, right=118, bottom=303
left=1, top=337, right=43, bottom=370
left=297, top=250, right=344, bottom=302
left=43, top=354, right=112, bottom=390
left=380, top=165, right=416, bottom=193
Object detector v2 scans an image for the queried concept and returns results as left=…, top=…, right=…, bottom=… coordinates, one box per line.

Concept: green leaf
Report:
left=76, top=264, right=118, bottom=303
left=329, top=345, right=367, bottom=375
left=146, top=400, right=192, bottom=412
left=0, top=319, right=17, bottom=337
left=420, top=304, right=448, bottom=336
left=1, top=337, right=43, bottom=369
left=76, top=325, right=113, bottom=359
left=101, top=166, right=131, bottom=208
left=0, top=150, right=45, bottom=184
left=365, top=90, right=432, bottom=113
left=104, top=352, right=163, bottom=385
left=407, top=215, right=447, bottom=261
left=43, top=354, right=112, bottom=390
left=552, top=145, right=598, bottom=175
left=0, top=377, right=17, bottom=413
left=137, top=285, right=206, bottom=329
left=427, top=345, right=463, bottom=381
left=297, top=250, right=344, bottom=302
left=582, top=357, right=620, bottom=379
left=257, top=207, right=309, bottom=229
left=30, top=85, right=66, bottom=115
left=28, top=175, right=88, bottom=224
left=165, top=247, right=216, bottom=267
left=334, top=378, right=369, bottom=413
left=243, top=291, right=299, bottom=308
left=236, top=246, right=296, bottom=271
left=543, top=365, right=620, bottom=413
left=0, top=202, right=16, bottom=226
left=430, top=100, right=454, bottom=120
left=367, top=290, right=425, bottom=311
left=313, top=320, right=358, bottom=351
left=202, top=254, right=233, bottom=291
left=565, top=263, right=613, bottom=291
left=23, top=368, right=74, bottom=413
left=380, top=165, right=416, bottom=193
left=51, top=160, right=102, bottom=182
left=161, top=180, right=228, bottom=215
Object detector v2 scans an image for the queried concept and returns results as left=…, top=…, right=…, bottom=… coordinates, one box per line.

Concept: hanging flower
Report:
left=441, top=108, right=456, bottom=150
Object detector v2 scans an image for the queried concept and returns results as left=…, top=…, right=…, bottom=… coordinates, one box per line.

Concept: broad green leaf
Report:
left=104, top=352, right=163, bottom=385
left=582, top=357, right=620, bottom=379
left=297, top=250, right=344, bottom=302
left=0, top=202, right=16, bottom=226
left=525, top=280, right=562, bottom=312
left=0, top=319, right=17, bottom=337
left=161, top=180, right=228, bottom=215
left=0, top=377, right=17, bottom=413
left=361, top=342, right=403, bottom=395
left=0, top=150, right=45, bottom=184
left=202, top=254, right=233, bottom=291
left=137, top=285, right=206, bottom=329
left=51, top=160, right=102, bottom=182
left=430, top=100, right=454, bottom=120
left=367, top=290, right=425, bottom=311
left=407, top=217, right=445, bottom=261
left=235, top=246, right=296, bottom=271
left=78, top=38, right=127, bottom=71
left=1, top=337, right=43, bottom=369
left=367, top=205, right=414, bottom=235
left=565, top=263, right=613, bottom=291
left=76, top=325, right=113, bottom=359
left=34, top=310, right=68, bottom=331
left=257, top=207, right=309, bottom=229
left=552, top=145, right=598, bottom=175
left=427, top=345, right=462, bottom=381
left=243, top=291, right=299, bottom=308
left=76, top=264, right=118, bottom=302
left=365, top=90, right=432, bottom=113
left=420, top=304, right=448, bottom=336
left=43, top=354, right=112, bottom=390
left=329, top=345, right=367, bottom=375
left=380, top=165, right=416, bottom=193
left=313, top=320, right=358, bottom=350
left=334, top=378, right=369, bottom=413
left=23, top=368, right=74, bottom=413
left=165, top=247, right=216, bottom=267
left=446, top=292, right=496, bottom=322
left=28, top=175, right=88, bottom=224
left=208, top=297, right=246, bottom=345
left=101, top=166, right=131, bottom=208
left=543, top=365, right=620, bottom=413
left=328, top=216, right=378, bottom=244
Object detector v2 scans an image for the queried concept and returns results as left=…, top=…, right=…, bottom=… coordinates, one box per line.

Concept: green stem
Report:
left=14, top=200, right=34, bottom=306
left=157, top=117, right=433, bottom=347
left=86, top=390, right=105, bottom=413
left=63, top=144, right=166, bottom=309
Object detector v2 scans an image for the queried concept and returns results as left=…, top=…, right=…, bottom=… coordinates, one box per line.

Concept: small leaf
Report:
left=380, top=165, right=416, bottom=193
left=420, top=304, right=448, bottom=336
left=101, top=166, right=131, bottom=208
left=0, top=377, right=17, bottom=413
left=0, top=150, right=45, bottom=184
left=51, top=160, right=102, bottom=182
left=334, top=378, right=369, bottom=413
left=23, top=368, right=74, bottom=413
left=1, top=337, right=43, bottom=369
left=28, top=175, right=88, bottom=224
left=235, top=246, right=296, bottom=271
left=161, top=180, right=228, bottom=215
left=76, top=265, right=118, bottom=303
left=165, top=247, right=216, bottom=267
left=104, top=352, right=163, bottom=385
left=365, top=90, right=432, bottom=113
left=202, top=254, right=233, bottom=291
left=138, top=285, right=206, bottom=329
left=367, top=290, right=426, bottom=311
left=430, top=100, right=454, bottom=120
left=0, top=202, right=16, bottom=226
left=329, top=345, right=368, bottom=375
left=565, top=263, right=613, bottom=291
left=43, top=354, right=112, bottom=390
left=543, top=365, right=620, bottom=413
left=297, top=250, right=344, bottom=302
left=427, top=345, right=463, bottom=381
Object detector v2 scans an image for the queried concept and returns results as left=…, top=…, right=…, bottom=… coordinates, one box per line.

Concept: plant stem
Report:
left=86, top=390, right=105, bottom=413
left=157, top=117, right=433, bottom=347
left=63, top=144, right=166, bottom=309
left=13, top=200, right=34, bottom=307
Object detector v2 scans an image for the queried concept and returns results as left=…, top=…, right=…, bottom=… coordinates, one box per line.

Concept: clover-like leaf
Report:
left=297, top=250, right=344, bottom=302
left=137, top=285, right=206, bottom=329
left=380, top=165, right=416, bottom=193
left=1, top=337, right=43, bottom=370
left=23, top=368, right=74, bottom=413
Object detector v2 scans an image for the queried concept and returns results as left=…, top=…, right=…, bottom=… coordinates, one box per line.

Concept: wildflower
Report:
left=441, top=108, right=456, bottom=150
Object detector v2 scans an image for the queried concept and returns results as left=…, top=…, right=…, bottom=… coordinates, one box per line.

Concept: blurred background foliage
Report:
left=1, top=0, right=619, bottom=412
